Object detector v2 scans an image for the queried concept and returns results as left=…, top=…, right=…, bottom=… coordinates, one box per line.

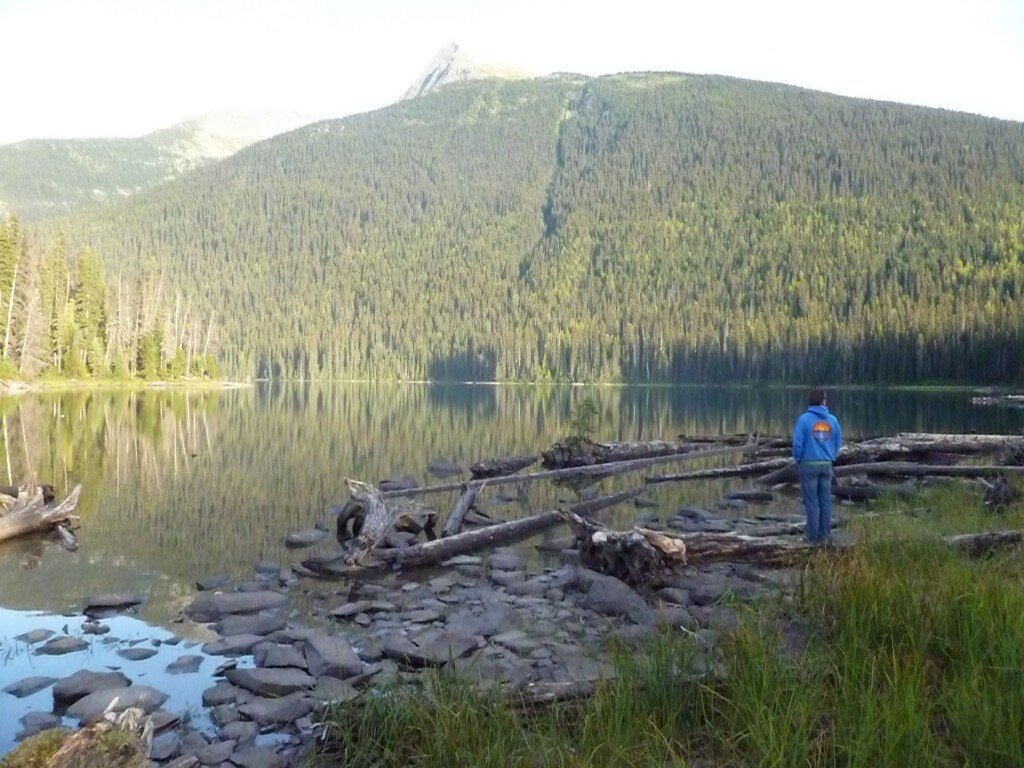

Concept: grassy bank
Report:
left=310, top=483, right=1024, bottom=768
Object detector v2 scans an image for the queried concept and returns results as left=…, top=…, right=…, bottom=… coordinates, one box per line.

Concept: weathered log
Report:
left=304, top=487, right=644, bottom=577
left=542, top=439, right=695, bottom=469
left=385, top=443, right=756, bottom=500
left=647, top=457, right=792, bottom=485
left=558, top=508, right=811, bottom=579
left=442, top=482, right=483, bottom=537
left=946, top=529, right=1024, bottom=557
left=338, top=480, right=437, bottom=565
left=470, top=455, right=538, bottom=479
left=835, top=462, right=1024, bottom=479
left=0, top=484, right=81, bottom=544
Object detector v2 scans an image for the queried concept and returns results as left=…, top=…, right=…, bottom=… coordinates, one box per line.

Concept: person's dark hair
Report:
left=808, top=388, right=826, bottom=406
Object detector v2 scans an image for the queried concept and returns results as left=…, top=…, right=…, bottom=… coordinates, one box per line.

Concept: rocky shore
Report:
left=2, top=498, right=814, bottom=768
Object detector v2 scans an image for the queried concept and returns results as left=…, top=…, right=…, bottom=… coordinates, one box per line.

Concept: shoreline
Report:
left=0, top=378, right=251, bottom=396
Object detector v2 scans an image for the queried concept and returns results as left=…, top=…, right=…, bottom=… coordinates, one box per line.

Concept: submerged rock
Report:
left=185, top=590, right=288, bottom=621
left=3, top=676, right=57, bottom=698
left=52, top=670, right=131, bottom=705
left=284, top=528, right=328, bottom=548
left=34, top=636, right=89, bottom=655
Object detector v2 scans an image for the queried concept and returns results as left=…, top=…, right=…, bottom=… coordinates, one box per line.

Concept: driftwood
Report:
left=470, top=455, right=538, bottom=479
left=836, top=462, right=1024, bottom=479
left=304, top=488, right=645, bottom=578
left=384, top=443, right=756, bottom=500
left=647, top=457, right=792, bottom=485
left=442, top=482, right=484, bottom=537
left=561, top=509, right=1024, bottom=586
left=337, top=480, right=437, bottom=564
left=542, top=439, right=696, bottom=469
left=0, top=484, right=82, bottom=545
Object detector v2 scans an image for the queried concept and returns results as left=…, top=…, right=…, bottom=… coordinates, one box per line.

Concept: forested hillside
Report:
left=0, top=112, right=305, bottom=221
left=0, top=216, right=216, bottom=381
left=58, top=73, right=1024, bottom=384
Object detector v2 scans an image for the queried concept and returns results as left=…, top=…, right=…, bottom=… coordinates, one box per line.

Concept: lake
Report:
left=0, top=382, right=1021, bottom=628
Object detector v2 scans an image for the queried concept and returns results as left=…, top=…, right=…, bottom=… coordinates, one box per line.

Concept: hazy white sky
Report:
left=0, top=0, right=1021, bottom=144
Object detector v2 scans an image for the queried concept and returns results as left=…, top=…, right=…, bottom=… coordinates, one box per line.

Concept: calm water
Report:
left=0, top=383, right=1021, bottom=629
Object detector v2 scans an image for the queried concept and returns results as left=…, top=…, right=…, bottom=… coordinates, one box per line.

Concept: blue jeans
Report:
left=799, top=463, right=833, bottom=544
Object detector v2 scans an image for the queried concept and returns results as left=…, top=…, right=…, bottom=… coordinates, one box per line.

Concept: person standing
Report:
left=792, top=388, right=843, bottom=544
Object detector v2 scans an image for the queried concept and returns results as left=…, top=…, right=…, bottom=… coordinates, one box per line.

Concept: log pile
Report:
left=301, top=432, right=1024, bottom=585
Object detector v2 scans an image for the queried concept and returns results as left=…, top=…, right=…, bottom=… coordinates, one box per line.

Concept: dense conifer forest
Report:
left=0, top=216, right=217, bottom=381
left=54, top=73, right=1024, bottom=384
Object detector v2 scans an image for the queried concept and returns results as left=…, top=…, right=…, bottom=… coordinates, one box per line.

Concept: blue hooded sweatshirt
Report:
left=792, top=405, right=843, bottom=463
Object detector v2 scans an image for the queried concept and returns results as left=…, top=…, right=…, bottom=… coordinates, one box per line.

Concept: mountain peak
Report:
left=402, top=43, right=524, bottom=100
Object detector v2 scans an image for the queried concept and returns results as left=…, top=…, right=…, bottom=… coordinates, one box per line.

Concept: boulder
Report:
left=285, top=528, right=328, bottom=548
left=67, top=685, right=169, bottom=724
left=213, top=614, right=286, bottom=637
left=83, top=593, right=146, bottom=616
left=237, top=693, right=314, bottom=726
left=202, top=633, right=263, bottom=656
left=302, top=633, right=363, bottom=678
left=225, top=667, right=316, bottom=698
left=117, top=647, right=158, bottom=661
left=52, top=670, right=131, bottom=705
left=34, top=636, right=89, bottom=655
left=166, top=655, right=204, bottom=674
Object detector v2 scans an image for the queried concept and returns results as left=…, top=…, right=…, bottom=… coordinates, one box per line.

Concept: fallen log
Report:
left=542, top=439, right=695, bottom=469
left=303, top=487, right=644, bottom=578
left=0, top=484, right=82, bottom=544
left=946, top=529, right=1024, bottom=557
left=385, top=443, right=756, bottom=500
left=835, top=462, right=1024, bottom=479
left=470, top=455, right=538, bottom=479
left=442, top=482, right=483, bottom=537
left=647, top=457, right=792, bottom=485
left=559, top=512, right=1024, bottom=584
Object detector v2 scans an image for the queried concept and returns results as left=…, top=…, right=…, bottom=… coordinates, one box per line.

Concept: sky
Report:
left=0, top=0, right=1022, bottom=144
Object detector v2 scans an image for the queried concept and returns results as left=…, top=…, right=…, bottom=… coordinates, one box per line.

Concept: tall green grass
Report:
left=309, top=484, right=1024, bottom=768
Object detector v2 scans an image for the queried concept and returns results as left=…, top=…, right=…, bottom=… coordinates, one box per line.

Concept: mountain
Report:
left=0, top=110, right=312, bottom=221
left=50, top=73, right=1024, bottom=385
left=402, top=43, right=526, bottom=100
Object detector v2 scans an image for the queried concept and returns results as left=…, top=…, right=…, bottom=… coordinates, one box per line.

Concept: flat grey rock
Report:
left=53, top=669, right=131, bottom=704
left=202, top=681, right=241, bottom=707
left=404, top=608, right=444, bottom=623
left=15, top=628, right=54, bottom=644
left=67, top=684, right=169, bottom=724
left=213, top=614, right=286, bottom=637
left=150, top=732, right=181, bottom=761
left=310, top=676, right=359, bottom=703
left=16, top=711, right=63, bottom=740
left=196, top=738, right=236, bottom=765
left=488, top=550, right=524, bottom=571
left=35, top=636, right=89, bottom=655
left=253, top=560, right=280, bottom=576
left=202, top=633, right=262, bottom=656
left=166, top=654, right=204, bottom=674
left=3, top=675, right=57, bottom=698
left=81, top=621, right=110, bottom=635
left=285, top=528, right=328, bottom=548
left=382, top=629, right=478, bottom=668
left=196, top=574, right=231, bottom=591
left=84, top=593, right=146, bottom=615
left=576, top=569, right=654, bottom=625
left=225, top=667, right=316, bottom=697
left=186, top=590, right=288, bottom=621
left=447, top=604, right=517, bottom=638
left=230, top=746, right=289, bottom=768
left=253, top=642, right=307, bottom=669
left=117, top=646, right=158, bottom=661
left=237, top=692, right=313, bottom=725
left=489, top=569, right=526, bottom=586
left=219, top=720, right=259, bottom=744
left=303, top=633, right=363, bottom=678
left=657, top=587, right=691, bottom=606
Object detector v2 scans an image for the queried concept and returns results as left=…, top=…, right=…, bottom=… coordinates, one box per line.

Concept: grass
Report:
left=309, top=482, right=1024, bottom=768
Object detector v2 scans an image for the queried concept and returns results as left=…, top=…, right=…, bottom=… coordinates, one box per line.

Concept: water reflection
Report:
left=0, top=383, right=1019, bottom=629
